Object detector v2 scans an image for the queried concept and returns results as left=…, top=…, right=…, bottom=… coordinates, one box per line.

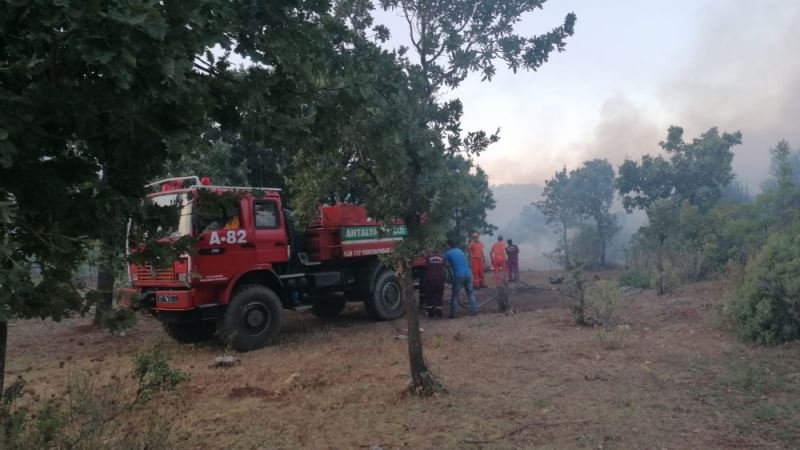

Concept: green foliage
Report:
left=536, top=167, right=580, bottom=268
left=378, top=0, right=576, bottom=91
left=622, top=139, right=798, bottom=299
left=100, top=308, right=137, bottom=333
left=595, top=324, right=629, bottom=350
left=568, top=260, right=587, bottom=325
left=133, top=346, right=188, bottom=402
left=727, top=231, right=800, bottom=344
left=570, top=159, right=620, bottom=265
left=619, top=268, right=651, bottom=289
left=537, top=159, right=619, bottom=268
left=0, top=357, right=182, bottom=450
left=617, top=126, right=743, bottom=212
left=0, top=0, right=240, bottom=336
left=584, top=280, right=621, bottom=327
left=758, top=140, right=800, bottom=228
left=447, top=161, right=497, bottom=246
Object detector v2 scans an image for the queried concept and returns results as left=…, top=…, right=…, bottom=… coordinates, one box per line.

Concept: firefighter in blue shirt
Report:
left=444, top=240, right=480, bottom=318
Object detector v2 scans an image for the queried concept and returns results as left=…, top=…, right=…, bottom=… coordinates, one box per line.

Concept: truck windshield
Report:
left=138, top=193, right=193, bottom=238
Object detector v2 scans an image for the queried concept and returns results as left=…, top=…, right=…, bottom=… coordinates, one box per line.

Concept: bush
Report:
left=584, top=280, right=621, bottom=326
left=619, top=269, right=651, bottom=289
left=0, top=349, right=187, bottom=449
left=134, top=346, right=188, bottom=402
left=726, top=231, right=800, bottom=344
left=595, top=324, right=629, bottom=350
left=100, top=308, right=137, bottom=333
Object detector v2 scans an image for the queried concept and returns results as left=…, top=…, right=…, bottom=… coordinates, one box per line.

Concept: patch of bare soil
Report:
left=7, top=271, right=800, bottom=449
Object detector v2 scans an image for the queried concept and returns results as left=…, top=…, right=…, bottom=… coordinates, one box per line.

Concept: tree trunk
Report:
left=562, top=222, right=570, bottom=269
left=93, top=240, right=117, bottom=325
left=656, top=235, right=666, bottom=295
left=496, top=278, right=512, bottom=314
left=600, top=232, right=607, bottom=267
left=93, top=166, right=119, bottom=325
left=399, top=260, right=443, bottom=397
left=0, top=321, right=7, bottom=394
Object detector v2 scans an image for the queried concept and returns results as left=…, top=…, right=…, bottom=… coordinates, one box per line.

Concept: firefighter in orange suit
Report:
left=490, top=235, right=508, bottom=286
left=468, top=232, right=487, bottom=289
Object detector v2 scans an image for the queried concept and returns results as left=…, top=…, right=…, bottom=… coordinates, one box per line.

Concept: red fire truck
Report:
left=123, top=176, right=415, bottom=350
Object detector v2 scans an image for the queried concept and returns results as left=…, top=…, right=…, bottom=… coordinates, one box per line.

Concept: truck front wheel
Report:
left=219, top=285, right=282, bottom=351
left=162, top=321, right=216, bottom=343
left=364, top=270, right=404, bottom=321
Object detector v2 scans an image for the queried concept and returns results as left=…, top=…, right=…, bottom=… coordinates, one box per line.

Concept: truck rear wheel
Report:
left=311, top=297, right=347, bottom=318
left=219, top=285, right=282, bottom=351
left=364, top=270, right=404, bottom=321
left=162, top=321, right=216, bottom=343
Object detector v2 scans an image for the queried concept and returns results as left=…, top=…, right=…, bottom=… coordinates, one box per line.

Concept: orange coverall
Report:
left=490, top=241, right=507, bottom=286
left=468, top=240, right=485, bottom=288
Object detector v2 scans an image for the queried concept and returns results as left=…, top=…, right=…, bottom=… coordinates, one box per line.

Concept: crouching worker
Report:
left=424, top=249, right=446, bottom=319
left=445, top=240, right=480, bottom=318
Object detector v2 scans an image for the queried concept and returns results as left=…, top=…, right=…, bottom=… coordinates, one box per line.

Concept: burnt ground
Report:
left=7, top=270, right=800, bottom=449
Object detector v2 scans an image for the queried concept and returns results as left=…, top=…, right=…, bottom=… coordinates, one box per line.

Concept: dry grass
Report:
left=7, top=271, right=800, bottom=449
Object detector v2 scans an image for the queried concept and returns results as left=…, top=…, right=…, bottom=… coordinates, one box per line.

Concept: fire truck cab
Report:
left=124, top=176, right=409, bottom=350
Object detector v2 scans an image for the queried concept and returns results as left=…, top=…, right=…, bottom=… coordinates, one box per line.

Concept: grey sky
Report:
left=375, top=0, right=800, bottom=189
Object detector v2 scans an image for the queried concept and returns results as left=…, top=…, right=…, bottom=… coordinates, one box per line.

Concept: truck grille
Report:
left=136, top=264, right=177, bottom=282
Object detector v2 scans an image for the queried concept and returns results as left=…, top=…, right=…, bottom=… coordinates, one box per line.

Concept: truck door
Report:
left=252, top=198, right=290, bottom=265
left=194, top=197, right=251, bottom=283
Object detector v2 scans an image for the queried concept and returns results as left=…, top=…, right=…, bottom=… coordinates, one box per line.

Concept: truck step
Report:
left=292, top=305, right=313, bottom=311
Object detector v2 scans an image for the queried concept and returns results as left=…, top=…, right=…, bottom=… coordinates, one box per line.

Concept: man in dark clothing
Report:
left=506, top=239, right=520, bottom=282
left=424, top=249, right=446, bottom=318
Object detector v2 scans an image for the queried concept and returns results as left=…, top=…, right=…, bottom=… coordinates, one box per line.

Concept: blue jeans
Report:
left=451, top=274, right=480, bottom=315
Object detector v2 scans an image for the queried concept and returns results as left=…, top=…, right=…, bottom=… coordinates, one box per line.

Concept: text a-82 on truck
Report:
left=121, top=176, right=422, bottom=351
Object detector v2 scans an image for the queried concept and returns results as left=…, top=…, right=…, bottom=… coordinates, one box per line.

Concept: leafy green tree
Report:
left=758, top=140, right=799, bottom=228
left=378, top=0, right=577, bottom=98
left=0, top=0, right=360, bottom=391
left=617, top=126, right=743, bottom=212
left=446, top=160, right=496, bottom=246
left=634, top=198, right=680, bottom=294
left=535, top=168, right=580, bottom=268
left=727, top=229, right=800, bottom=344
left=0, top=0, right=237, bottom=390
left=291, top=0, right=577, bottom=395
left=570, top=159, right=619, bottom=266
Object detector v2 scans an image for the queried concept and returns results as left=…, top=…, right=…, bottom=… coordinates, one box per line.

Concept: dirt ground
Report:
left=7, top=270, right=800, bottom=449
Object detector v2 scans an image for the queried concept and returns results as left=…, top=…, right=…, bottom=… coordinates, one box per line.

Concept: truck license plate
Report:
left=157, top=295, right=179, bottom=304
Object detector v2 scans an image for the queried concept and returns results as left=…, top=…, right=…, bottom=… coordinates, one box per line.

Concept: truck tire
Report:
left=219, top=285, right=282, bottom=351
left=364, top=270, right=404, bottom=321
left=311, top=297, right=347, bottom=318
left=162, top=321, right=216, bottom=344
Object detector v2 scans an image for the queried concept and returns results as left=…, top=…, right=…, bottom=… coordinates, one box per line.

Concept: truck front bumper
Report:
left=120, top=288, right=192, bottom=310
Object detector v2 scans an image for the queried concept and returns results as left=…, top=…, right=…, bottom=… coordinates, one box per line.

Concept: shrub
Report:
left=584, top=280, right=621, bottom=326
left=595, top=324, right=629, bottom=350
left=619, top=269, right=650, bottom=289
left=100, top=308, right=137, bottom=333
left=134, top=346, right=188, bottom=402
left=0, top=348, right=187, bottom=449
left=568, top=261, right=587, bottom=325
left=726, top=231, right=800, bottom=344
